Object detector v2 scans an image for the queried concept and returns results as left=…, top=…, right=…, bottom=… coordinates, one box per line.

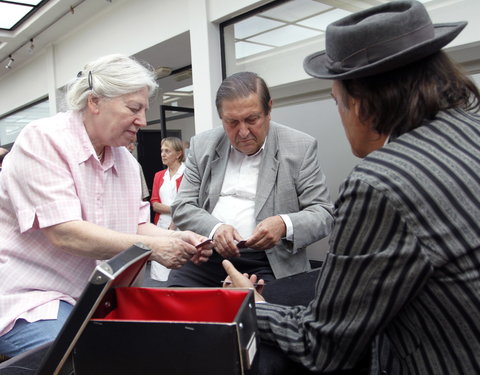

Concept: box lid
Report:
left=36, top=243, right=152, bottom=375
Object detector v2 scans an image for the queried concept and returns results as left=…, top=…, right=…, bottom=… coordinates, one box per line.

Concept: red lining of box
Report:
left=98, top=287, right=249, bottom=323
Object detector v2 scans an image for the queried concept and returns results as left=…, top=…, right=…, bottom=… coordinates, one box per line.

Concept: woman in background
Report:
left=150, top=137, right=186, bottom=281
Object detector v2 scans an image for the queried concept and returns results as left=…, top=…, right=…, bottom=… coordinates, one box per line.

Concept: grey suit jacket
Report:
left=172, top=121, right=334, bottom=278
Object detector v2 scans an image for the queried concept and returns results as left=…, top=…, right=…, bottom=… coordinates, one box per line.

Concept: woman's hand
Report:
left=173, top=230, right=214, bottom=264
left=148, top=236, right=198, bottom=269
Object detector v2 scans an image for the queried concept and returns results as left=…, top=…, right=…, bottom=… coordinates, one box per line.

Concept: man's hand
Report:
left=213, top=224, right=242, bottom=258
left=222, top=260, right=265, bottom=302
left=245, top=215, right=286, bottom=250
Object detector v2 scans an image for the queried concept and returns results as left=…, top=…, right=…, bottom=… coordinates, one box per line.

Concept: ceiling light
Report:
left=155, top=66, right=172, bottom=80
left=27, top=39, right=35, bottom=54
left=173, top=69, right=192, bottom=82
left=163, top=91, right=193, bottom=97
left=5, top=55, right=14, bottom=70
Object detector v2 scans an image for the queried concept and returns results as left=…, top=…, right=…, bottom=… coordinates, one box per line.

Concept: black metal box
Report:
left=37, top=244, right=258, bottom=375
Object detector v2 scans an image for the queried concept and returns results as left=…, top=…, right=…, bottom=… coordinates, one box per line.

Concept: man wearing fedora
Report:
left=223, top=1, right=480, bottom=374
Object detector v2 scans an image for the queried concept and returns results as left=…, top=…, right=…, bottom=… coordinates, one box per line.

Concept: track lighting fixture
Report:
left=27, top=39, right=35, bottom=54
left=5, top=55, right=14, bottom=70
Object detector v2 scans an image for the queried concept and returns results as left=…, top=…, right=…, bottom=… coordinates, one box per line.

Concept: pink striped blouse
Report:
left=0, top=111, right=150, bottom=336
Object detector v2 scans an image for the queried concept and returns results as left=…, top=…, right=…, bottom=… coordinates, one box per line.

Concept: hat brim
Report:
left=304, top=22, right=467, bottom=80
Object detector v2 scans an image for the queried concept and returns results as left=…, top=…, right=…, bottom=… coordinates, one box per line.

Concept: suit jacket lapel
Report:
left=208, top=136, right=230, bottom=210
left=255, top=125, right=279, bottom=217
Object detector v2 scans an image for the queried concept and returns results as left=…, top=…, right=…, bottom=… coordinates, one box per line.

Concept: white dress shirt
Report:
left=156, top=163, right=185, bottom=229
left=151, top=163, right=185, bottom=281
left=210, top=143, right=293, bottom=242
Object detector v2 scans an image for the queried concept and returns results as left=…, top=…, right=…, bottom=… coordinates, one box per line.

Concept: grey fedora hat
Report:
left=304, top=0, right=466, bottom=80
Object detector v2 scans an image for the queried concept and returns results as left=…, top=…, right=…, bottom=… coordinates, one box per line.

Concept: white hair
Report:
left=65, top=54, right=158, bottom=111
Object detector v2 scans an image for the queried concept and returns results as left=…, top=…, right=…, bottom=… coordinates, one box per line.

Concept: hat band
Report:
left=325, top=23, right=434, bottom=74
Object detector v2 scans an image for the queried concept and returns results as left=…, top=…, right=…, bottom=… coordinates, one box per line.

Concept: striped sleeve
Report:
left=255, top=178, right=433, bottom=372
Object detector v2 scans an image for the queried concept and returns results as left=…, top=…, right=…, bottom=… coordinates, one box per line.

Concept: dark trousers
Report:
left=250, top=343, right=370, bottom=375
left=249, top=343, right=318, bottom=374
left=167, top=251, right=275, bottom=287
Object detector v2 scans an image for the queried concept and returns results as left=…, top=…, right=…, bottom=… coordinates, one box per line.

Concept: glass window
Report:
left=0, top=0, right=47, bottom=31
left=0, top=99, right=49, bottom=146
left=221, top=0, right=352, bottom=88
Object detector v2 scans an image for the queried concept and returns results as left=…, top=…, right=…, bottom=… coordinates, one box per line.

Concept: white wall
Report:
left=0, top=52, right=50, bottom=115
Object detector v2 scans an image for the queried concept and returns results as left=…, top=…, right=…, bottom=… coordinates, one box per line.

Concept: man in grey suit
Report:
left=223, top=1, right=480, bottom=374
left=168, top=71, right=334, bottom=287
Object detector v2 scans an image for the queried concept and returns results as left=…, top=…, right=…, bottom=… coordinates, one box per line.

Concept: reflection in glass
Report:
left=298, top=9, right=351, bottom=30
left=248, top=24, right=321, bottom=47
left=223, top=0, right=353, bottom=69
left=0, top=99, right=49, bottom=145
left=0, top=0, right=45, bottom=31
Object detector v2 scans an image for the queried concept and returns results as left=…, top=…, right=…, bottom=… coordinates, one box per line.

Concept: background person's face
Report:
left=220, top=93, right=271, bottom=155
left=161, top=141, right=181, bottom=167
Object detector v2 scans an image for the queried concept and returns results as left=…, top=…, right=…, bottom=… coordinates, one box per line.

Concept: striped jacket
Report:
left=255, top=108, right=480, bottom=374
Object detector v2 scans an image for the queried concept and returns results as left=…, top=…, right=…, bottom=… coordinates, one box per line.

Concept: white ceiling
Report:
left=0, top=0, right=110, bottom=80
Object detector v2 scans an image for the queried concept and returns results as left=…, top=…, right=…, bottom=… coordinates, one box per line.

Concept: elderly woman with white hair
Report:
left=0, top=54, right=212, bottom=358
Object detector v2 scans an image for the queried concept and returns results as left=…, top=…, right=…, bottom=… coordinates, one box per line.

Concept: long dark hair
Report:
left=340, top=51, right=480, bottom=138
